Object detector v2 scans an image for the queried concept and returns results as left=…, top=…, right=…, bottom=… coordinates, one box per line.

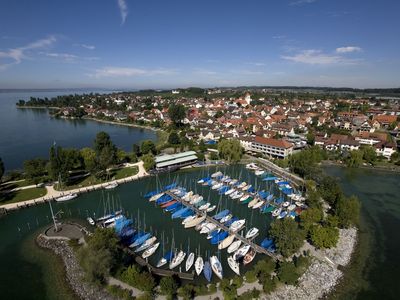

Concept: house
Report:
left=249, top=136, right=294, bottom=158
left=374, top=142, right=397, bottom=159
left=373, top=115, right=397, bottom=128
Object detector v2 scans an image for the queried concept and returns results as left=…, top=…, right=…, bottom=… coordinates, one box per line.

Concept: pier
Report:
left=164, top=191, right=278, bottom=261
left=124, top=248, right=195, bottom=280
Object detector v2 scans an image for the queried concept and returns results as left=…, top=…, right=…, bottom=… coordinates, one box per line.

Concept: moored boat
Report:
left=227, top=240, right=242, bottom=254
left=229, top=219, right=245, bottom=232
left=184, top=215, right=206, bottom=228
left=245, top=227, right=259, bottom=239
left=218, top=234, right=235, bottom=250
left=157, top=251, right=174, bottom=267
left=55, top=193, right=78, bottom=202
left=210, top=256, right=223, bottom=280
left=169, top=250, right=186, bottom=269
left=243, top=249, right=256, bottom=265
left=185, top=252, right=195, bottom=271
left=104, top=182, right=118, bottom=190
left=233, top=244, right=250, bottom=261
left=195, top=256, right=204, bottom=276
left=227, top=256, right=240, bottom=275
left=142, top=242, right=160, bottom=259
left=203, top=261, right=212, bottom=282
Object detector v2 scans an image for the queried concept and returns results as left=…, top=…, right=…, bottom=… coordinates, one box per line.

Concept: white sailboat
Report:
left=169, top=250, right=186, bottom=269
left=227, top=256, right=240, bottom=275
left=245, top=227, right=259, bottom=239
left=210, top=255, right=223, bottom=280
left=55, top=193, right=78, bottom=202
left=218, top=234, right=235, bottom=250
left=142, top=242, right=160, bottom=259
left=185, top=252, right=195, bottom=271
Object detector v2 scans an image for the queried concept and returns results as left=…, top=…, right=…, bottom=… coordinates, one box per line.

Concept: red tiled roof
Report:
left=254, top=136, right=293, bottom=149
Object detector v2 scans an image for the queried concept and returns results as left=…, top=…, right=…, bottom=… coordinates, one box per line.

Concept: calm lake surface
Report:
left=324, top=166, right=400, bottom=300
left=0, top=90, right=158, bottom=170
left=0, top=165, right=278, bottom=299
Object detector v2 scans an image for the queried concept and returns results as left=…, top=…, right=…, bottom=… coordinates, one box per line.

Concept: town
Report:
left=18, top=87, right=400, bottom=167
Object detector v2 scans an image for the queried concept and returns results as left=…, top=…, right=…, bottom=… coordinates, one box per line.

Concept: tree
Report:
left=306, top=132, right=315, bottom=145
left=80, top=147, right=97, bottom=172
left=141, top=140, right=156, bottom=155
left=269, top=218, right=306, bottom=257
left=168, top=131, right=180, bottom=145
left=94, top=131, right=114, bottom=155
left=168, top=104, right=186, bottom=126
left=142, top=153, right=155, bottom=171
left=0, top=157, right=4, bottom=182
left=309, top=225, right=339, bottom=248
left=159, top=276, right=179, bottom=296
left=335, top=195, right=361, bottom=228
left=300, top=207, right=323, bottom=231
left=362, top=146, right=377, bottom=164
left=319, top=176, right=343, bottom=207
left=23, top=158, right=47, bottom=183
left=345, top=150, right=363, bottom=168
left=132, top=143, right=141, bottom=156
left=277, top=261, right=298, bottom=285
left=198, top=140, right=207, bottom=153
left=93, top=132, right=117, bottom=176
left=217, top=139, right=243, bottom=163
left=117, top=149, right=128, bottom=163
left=215, top=110, right=224, bottom=118
left=48, top=145, right=60, bottom=181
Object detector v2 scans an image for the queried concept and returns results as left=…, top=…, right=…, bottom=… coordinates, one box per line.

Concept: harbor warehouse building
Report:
left=155, top=151, right=198, bottom=170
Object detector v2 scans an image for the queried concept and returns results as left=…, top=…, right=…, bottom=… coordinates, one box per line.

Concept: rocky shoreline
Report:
left=266, top=228, right=358, bottom=300
left=36, top=235, right=115, bottom=300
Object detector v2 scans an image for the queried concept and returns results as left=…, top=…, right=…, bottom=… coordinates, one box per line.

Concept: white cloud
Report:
left=117, top=0, right=129, bottom=24
left=290, top=0, right=318, bottom=6
left=193, top=68, right=218, bottom=75
left=91, top=66, right=176, bottom=78
left=81, top=44, right=95, bottom=50
left=0, top=36, right=56, bottom=70
left=336, top=46, right=362, bottom=53
left=282, top=49, right=360, bottom=65
left=44, top=52, right=78, bottom=60
left=247, top=62, right=266, bottom=66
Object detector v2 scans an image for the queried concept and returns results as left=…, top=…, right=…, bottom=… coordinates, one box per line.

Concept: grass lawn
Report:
left=57, top=166, right=139, bottom=191
left=0, top=187, right=47, bottom=205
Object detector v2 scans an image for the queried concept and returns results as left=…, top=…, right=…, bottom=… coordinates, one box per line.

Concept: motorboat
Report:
left=195, top=256, right=204, bottom=276
left=232, top=192, right=244, bottom=200
left=225, top=188, right=235, bottom=196
left=255, top=170, right=265, bottom=176
left=86, top=217, right=95, bottom=225
left=248, top=198, right=259, bottom=208
left=142, top=242, right=160, bottom=259
left=184, top=215, right=206, bottom=228
left=227, top=240, right=242, bottom=254
left=253, top=200, right=265, bottom=209
left=149, top=192, right=164, bottom=202
left=200, top=223, right=217, bottom=234
left=199, top=203, right=211, bottom=211
left=288, top=204, right=296, bottom=211
left=212, top=182, right=223, bottom=190
left=272, top=208, right=282, bottom=217
left=218, top=234, right=235, bottom=250
left=182, top=215, right=196, bottom=225
left=104, top=182, right=118, bottom=190
left=282, top=201, right=290, bottom=207
left=239, top=194, right=250, bottom=202
left=245, top=227, right=259, bottom=239
left=207, top=228, right=221, bottom=240
left=229, top=219, right=245, bottom=232
left=237, top=182, right=247, bottom=189
left=277, top=211, right=288, bottom=219
left=206, top=205, right=217, bottom=212
left=227, top=256, right=240, bottom=275
left=229, top=179, right=238, bottom=186
left=243, top=249, right=256, bottom=265
left=220, top=214, right=232, bottom=224
left=213, top=209, right=230, bottom=220
left=211, top=171, right=223, bottom=178
left=210, top=256, right=223, bottom=280
left=169, top=250, right=186, bottom=269
left=185, top=252, right=195, bottom=271
left=233, top=244, right=251, bottom=261
left=55, top=193, right=78, bottom=202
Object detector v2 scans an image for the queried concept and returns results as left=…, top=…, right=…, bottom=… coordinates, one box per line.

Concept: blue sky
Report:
left=0, top=0, right=399, bottom=89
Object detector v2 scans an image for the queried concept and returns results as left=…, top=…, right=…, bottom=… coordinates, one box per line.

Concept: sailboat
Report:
left=210, top=256, right=223, bottom=280
left=245, top=227, right=259, bottom=239
left=185, top=252, right=195, bottom=272
left=142, top=242, right=160, bottom=259
left=135, top=236, right=157, bottom=252
left=227, top=256, right=240, bottom=275
left=218, top=234, right=235, bottom=250
left=169, top=250, right=186, bottom=269
left=203, top=260, right=212, bottom=282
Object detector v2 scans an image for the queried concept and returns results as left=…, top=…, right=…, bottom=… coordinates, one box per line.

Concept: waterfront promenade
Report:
left=0, top=161, right=148, bottom=213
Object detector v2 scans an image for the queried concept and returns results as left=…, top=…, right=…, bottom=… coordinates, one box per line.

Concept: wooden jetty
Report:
left=164, top=191, right=278, bottom=261
left=124, top=248, right=194, bottom=280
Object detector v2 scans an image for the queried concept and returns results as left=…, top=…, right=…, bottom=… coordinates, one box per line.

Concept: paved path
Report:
left=0, top=161, right=149, bottom=211
left=108, top=277, right=144, bottom=298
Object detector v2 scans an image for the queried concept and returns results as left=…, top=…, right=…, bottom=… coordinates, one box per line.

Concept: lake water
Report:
left=324, top=166, right=400, bottom=300
left=0, top=165, right=279, bottom=299
left=0, top=90, right=158, bottom=170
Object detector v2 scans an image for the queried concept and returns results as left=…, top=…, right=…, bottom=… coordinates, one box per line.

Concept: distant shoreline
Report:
left=321, top=160, right=400, bottom=173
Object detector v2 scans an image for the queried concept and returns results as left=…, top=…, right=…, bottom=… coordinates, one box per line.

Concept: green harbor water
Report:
left=324, top=166, right=400, bottom=300
left=0, top=165, right=280, bottom=299
left=1, top=165, right=399, bottom=299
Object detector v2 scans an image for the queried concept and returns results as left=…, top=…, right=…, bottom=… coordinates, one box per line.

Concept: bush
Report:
left=119, top=265, right=156, bottom=292
left=245, top=270, right=258, bottom=283
left=277, top=261, right=299, bottom=285
left=237, top=288, right=261, bottom=300
left=106, top=285, right=132, bottom=300
left=263, top=275, right=279, bottom=294
left=310, top=225, right=339, bottom=248
left=159, top=276, right=179, bottom=296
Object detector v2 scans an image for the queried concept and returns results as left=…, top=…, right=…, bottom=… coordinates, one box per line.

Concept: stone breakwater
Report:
left=36, top=235, right=115, bottom=300
left=266, top=228, right=358, bottom=300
